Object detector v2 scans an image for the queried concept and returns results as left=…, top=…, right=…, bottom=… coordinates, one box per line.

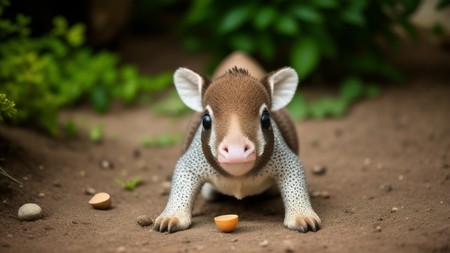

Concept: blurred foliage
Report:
left=140, top=133, right=183, bottom=148
left=89, top=124, right=103, bottom=143
left=0, top=0, right=172, bottom=135
left=0, top=93, right=17, bottom=122
left=181, top=0, right=421, bottom=80
left=177, top=0, right=426, bottom=118
left=152, top=90, right=191, bottom=117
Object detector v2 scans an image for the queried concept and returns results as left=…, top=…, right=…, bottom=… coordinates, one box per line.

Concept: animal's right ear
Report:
left=174, top=68, right=209, bottom=112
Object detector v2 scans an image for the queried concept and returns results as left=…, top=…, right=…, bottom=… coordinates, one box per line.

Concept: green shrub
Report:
left=0, top=1, right=172, bottom=135
left=181, top=0, right=420, bottom=80
left=178, top=0, right=425, bottom=118
left=0, top=93, right=16, bottom=122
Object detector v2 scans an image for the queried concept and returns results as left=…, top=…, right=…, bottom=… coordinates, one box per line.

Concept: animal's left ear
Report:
left=173, top=67, right=209, bottom=112
left=265, top=67, right=299, bottom=111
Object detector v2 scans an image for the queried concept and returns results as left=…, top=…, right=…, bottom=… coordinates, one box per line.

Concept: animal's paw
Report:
left=284, top=213, right=321, bottom=233
left=154, top=214, right=191, bottom=233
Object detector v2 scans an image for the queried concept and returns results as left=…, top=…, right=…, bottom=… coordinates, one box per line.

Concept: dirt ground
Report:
left=0, top=34, right=449, bottom=253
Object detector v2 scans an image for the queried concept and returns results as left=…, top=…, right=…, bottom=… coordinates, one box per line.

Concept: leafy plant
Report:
left=140, top=133, right=183, bottom=148
left=288, top=76, right=380, bottom=120
left=89, top=124, right=103, bottom=143
left=178, top=0, right=426, bottom=118
left=182, top=0, right=420, bottom=78
left=0, top=93, right=16, bottom=122
left=0, top=1, right=172, bottom=135
left=115, top=176, right=142, bottom=191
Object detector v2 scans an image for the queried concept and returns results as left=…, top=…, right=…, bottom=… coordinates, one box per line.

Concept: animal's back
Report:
left=182, top=52, right=299, bottom=154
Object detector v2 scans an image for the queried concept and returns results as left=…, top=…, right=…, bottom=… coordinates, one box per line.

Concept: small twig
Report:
left=0, top=166, right=22, bottom=185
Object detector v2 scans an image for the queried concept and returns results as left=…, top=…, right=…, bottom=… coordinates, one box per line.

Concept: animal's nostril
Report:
left=244, top=145, right=249, bottom=152
left=224, top=147, right=229, bottom=153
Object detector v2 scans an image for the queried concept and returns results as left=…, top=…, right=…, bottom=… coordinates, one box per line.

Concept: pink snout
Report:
left=218, top=140, right=256, bottom=164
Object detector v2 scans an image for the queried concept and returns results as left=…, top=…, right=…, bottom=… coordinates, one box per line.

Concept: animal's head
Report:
left=174, top=67, right=298, bottom=177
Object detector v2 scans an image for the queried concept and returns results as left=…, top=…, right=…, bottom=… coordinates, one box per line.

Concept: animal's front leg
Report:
left=275, top=159, right=321, bottom=233
left=154, top=166, right=204, bottom=233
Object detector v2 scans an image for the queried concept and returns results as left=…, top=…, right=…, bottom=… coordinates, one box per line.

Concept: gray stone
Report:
left=18, top=203, right=43, bottom=221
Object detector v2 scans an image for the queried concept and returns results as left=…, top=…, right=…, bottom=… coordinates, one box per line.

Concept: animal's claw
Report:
left=154, top=215, right=190, bottom=233
left=285, top=214, right=321, bottom=233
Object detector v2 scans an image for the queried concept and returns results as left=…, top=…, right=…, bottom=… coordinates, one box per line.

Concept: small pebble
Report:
left=283, top=240, right=295, bottom=252
left=136, top=215, right=153, bottom=227
left=38, top=192, right=45, bottom=197
left=231, top=238, right=238, bottom=242
left=100, top=160, right=114, bottom=170
left=159, top=181, right=171, bottom=195
left=18, top=203, right=43, bottom=221
left=311, top=191, right=321, bottom=198
left=380, top=184, right=393, bottom=192
left=363, top=158, right=372, bottom=167
left=133, top=149, right=141, bottom=159
left=84, top=187, right=96, bottom=195
left=312, top=165, right=326, bottom=175
left=374, top=225, right=382, bottom=232
left=391, top=207, right=399, bottom=213
left=398, top=175, right=404, bottom=181
left=116, top=246, right=126, bottom=253
left=52, top=181, right=62, bottom=187
left=161, top=181, right=171, bottom=189
left=320, top=191, right=330, bottom=199
left=259, top=240, right=269, bottom=247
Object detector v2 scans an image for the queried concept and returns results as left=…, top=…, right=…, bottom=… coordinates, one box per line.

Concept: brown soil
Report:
left=0, top=35, right=449, bottom=253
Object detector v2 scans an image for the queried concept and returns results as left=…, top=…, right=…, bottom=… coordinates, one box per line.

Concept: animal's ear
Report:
left=265, top=67, right=299, bottom=111
left=174, top=67, right=208, bottom=112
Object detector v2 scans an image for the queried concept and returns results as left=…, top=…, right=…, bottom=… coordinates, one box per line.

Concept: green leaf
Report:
left=184, top=0, right=213, bottom=25
left=51, top=16, right=68, bottom=36
left=66, top=23, right=85, bottom=47
left=341, top=9, right=365, bottom=26
left=0, top=93, right=17, bottom=122
left=219, top=5, right=252, bottom=34
left=287, top=93, right=309, bottom=120
left=339, top=76, right=364, bottom=103
left=115, top=176, right=142, bottom=191
left=90, top=87, right=110, bottom=113
left=290, top=38, right=320, bottom=78
left=292, top=5, right=323, bottom=23
left=229, top=33, right=255, bottom=52
left=313, top=0, right=338, bottom=9
left=275, top=15, right=299, bottom=35
left=253, top=6, right=277, bottom=30
left=258, top=33, right=275, bottom=60
left=64, top=119, right=78, bottom=137
left=89, top=124, right=103, bottom=143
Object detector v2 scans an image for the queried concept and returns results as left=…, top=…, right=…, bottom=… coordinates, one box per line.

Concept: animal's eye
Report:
left=261, top=109, right=271, bottom=129
left=202, top=112, right=212, bottom=130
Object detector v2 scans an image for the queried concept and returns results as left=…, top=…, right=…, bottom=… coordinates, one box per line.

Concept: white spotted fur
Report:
left=155, top=120, right=320, bottom=233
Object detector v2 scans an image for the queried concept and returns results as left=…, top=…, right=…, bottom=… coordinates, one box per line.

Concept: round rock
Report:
left=136, top=215, right=153, bottom=227
left=18, top=203, right=43, bottom=221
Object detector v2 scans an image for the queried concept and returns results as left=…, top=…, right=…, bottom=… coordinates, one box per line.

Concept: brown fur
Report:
left=182, top=73, right=299, bottom=177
